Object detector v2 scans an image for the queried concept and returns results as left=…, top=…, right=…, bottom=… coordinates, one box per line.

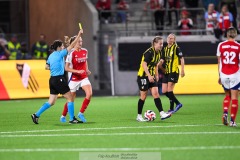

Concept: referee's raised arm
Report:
left=66, top=29, right=83, bottom=53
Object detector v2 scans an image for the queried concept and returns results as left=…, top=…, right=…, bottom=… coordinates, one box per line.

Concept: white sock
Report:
left=160, top=111, right=164, bottom=116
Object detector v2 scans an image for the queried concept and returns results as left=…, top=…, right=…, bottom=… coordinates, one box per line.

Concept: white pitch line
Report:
left=0, top=124, right=222, bottom=134
left=1, top=131, right=240, bottom=138
left=0, top=146, right=240, bottom=152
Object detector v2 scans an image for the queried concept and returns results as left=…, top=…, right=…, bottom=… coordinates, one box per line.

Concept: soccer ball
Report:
left=144, top=110, right=156, bottom=121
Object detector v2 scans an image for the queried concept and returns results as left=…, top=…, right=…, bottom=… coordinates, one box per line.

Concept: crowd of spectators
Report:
left=0, top=33, right=50, bottom=60
left=1, top=0, right=239, bottom=59
left=205, top=0, right=239, bottom=40
left=94, top=0, right=240, bottom=37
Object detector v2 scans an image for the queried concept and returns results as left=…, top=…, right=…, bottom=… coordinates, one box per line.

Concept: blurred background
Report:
left=0, top=0, right=240, bottom=98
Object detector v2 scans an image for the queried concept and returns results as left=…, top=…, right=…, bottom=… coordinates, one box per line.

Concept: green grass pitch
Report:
left=0, top=95, right=240, bottom=160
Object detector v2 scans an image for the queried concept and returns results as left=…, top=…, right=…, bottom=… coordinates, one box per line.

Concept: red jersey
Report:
left=218, top=12, right=233, bottom=31
left=205, top=10, right=218, bottom=30
left=96, top=0, right=111, bottom=10
left=217, top=40, right=240, bottom=75
left=178, top=18, right=193, bottom=35
left=66, top=48, right=88, bottom=81
left=148, top=0, right=160, bottom=9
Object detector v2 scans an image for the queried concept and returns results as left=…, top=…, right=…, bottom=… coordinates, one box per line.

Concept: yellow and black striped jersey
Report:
left=137, top=47, right=162, bottom=77
left=163, top=43, right=183, bottom=74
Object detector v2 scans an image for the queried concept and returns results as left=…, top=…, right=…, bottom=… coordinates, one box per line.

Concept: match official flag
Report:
left=108, top=45, right=113, bottom=62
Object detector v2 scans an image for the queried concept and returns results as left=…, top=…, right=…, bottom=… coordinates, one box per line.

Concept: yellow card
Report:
left=79, top=23, right=82, bottom=30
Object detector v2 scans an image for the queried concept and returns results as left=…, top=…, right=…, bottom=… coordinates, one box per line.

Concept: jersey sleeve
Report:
left=238, top=43, right=240, bottom=60
left=144, top=50, right=153, bottom=64
left=216, top=43, right=221, bottom=57
left=229, top=12, right=233, bottom=22
left=60, top=48, right=68, bottom=57
left=204, top=12, right=208, bottom=20
left=176, top=47, right=183, bottom=58
left=85, top=48, right=88, bottom=59
left=46, top=58, right=50, bottom=65
left=65, top=50, right=74, bottom=64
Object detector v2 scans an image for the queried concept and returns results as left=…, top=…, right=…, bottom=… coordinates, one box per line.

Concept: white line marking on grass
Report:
left=1, top=131, right=240, bottom=138
left=0, top=146, right=240, bottom=152
left=0, top=124, right=222, bottom=134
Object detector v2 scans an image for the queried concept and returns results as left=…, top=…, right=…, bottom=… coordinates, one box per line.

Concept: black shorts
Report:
left=137, top=76, right=158, bottom=91
left=49, top=75, right=70, bottom=95
left=162, top=72, right=179, bottom=83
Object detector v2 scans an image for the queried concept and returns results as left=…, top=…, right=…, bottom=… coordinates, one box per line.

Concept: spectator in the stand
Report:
left=0, top=34, right=10, bottom=60
left=96, top=0, right=112, bottom=24
left=202, top=0, right=220, bottom=10
left=166, top=0, right=180, bottom=26
left=144, top=0, right=165, bottom=33
left=31, top=34, right=49, bottom=59
left=204, top=3, right=219, bottom=34
left=177, top=10, right=193, bottom=35
left=7, top=34, right=22, bottom=60
left=21, top=42, right=32, bottom=60
left=220, top=0, right=239, bottom=33
left=214, top=5, right=233, bottom=40
left=116, top=0, right=129, bottom=23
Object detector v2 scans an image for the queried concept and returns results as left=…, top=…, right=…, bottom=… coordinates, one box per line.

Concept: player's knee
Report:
left=140, top=94, right=147, bottom=100
left=86, top=93, right=92, bottom=99
left=162, top=90, right=167, bottom=94
left=152, top=92, right=159, bottom=98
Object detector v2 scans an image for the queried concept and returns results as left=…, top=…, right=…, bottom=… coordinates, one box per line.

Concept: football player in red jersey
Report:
left=60, top=35, right=92, bottom=123
left=217, top=27, right=240, bottom=127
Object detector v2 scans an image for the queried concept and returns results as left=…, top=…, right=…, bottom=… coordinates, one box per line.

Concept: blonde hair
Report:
left=168, top=33, right=177, bottom=45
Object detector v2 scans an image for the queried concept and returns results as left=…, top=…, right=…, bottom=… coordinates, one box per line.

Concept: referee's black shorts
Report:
left=162, top=72, right=179, bottom=83
left=49, top=75, right=70, bottom=95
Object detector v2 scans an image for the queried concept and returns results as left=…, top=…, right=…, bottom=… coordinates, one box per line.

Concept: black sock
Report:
left=154, top=98, right=163, bottom=112
left=166, top=92, right=174, bottom=110
left=168, top=91, right=180, bottom=105
left=138, top=99, right=145, bottom=114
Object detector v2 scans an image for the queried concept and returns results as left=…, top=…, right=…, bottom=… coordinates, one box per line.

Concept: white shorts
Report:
left=68, top=78, right=91, bottom=92
left=220, top=71, right=240, bottom=90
